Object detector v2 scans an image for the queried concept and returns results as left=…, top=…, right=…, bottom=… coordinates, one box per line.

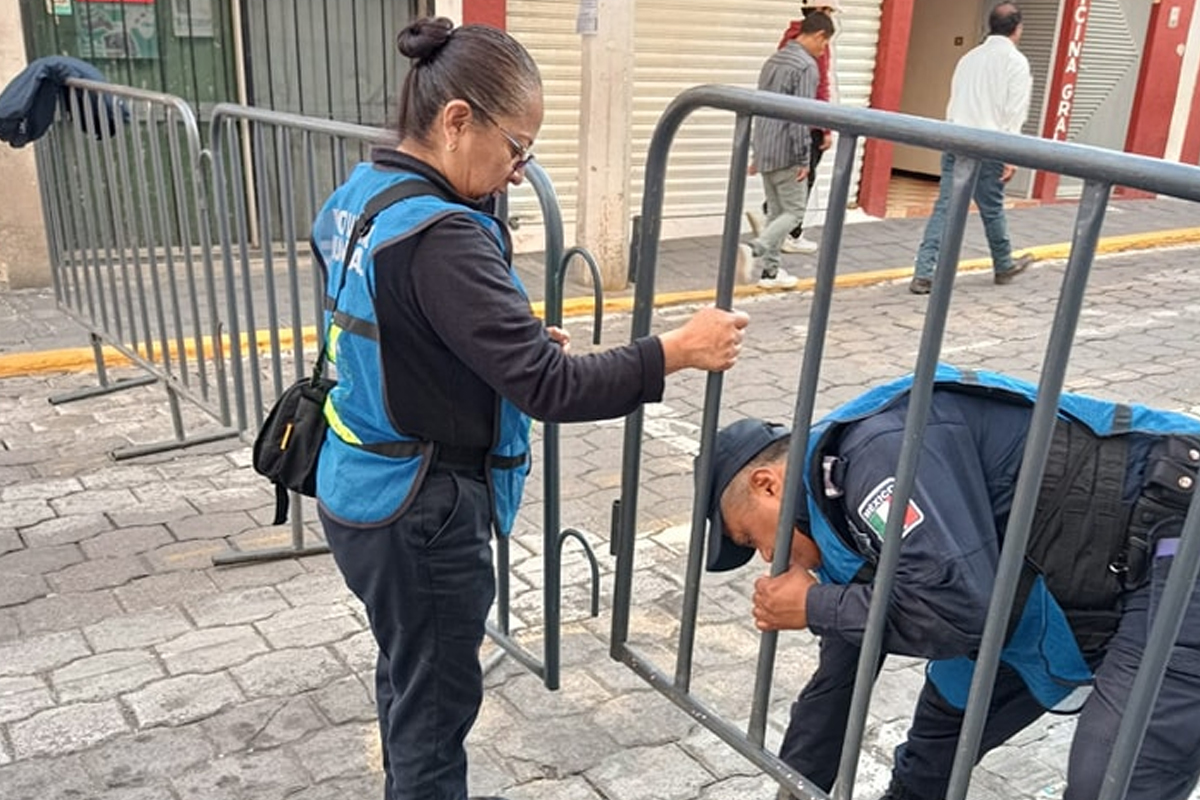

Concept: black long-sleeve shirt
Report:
left=369, top=150, right=665, bottom=450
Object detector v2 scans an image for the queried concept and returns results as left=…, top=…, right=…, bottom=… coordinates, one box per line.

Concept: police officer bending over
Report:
left=704, top=365, right=1200, bottom=800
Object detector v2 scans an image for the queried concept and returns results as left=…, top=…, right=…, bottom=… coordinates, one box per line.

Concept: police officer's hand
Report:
left=752, top=566, right=818, bottom=631
left=659, top=306, right=750, bottom=374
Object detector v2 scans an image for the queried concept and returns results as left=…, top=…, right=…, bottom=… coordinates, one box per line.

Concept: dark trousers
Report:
left=320, top=470, right=495, bottom=800
left=781, top=550, right=1200, bottom=800
left=762, top=128, right=825, bottom=238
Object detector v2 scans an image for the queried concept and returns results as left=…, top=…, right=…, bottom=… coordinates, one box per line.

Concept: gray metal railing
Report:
left=35, top=85, right=609, bottom=693
left=609, top=84, right=1200, bottom=800
left=35, top=78, right=237, bottom=457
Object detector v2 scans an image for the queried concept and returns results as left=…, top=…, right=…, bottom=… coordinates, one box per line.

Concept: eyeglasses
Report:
left=494, top=123, right=535, bottom=170
left=469, top=103, right=535, bottom=169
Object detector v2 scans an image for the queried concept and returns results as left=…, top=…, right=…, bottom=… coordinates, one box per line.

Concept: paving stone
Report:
left=9, top=700, right=130, bottom=758
left=275, top=570, right=352, bottom=608
left=310, top=674, right=375, bottom=725
left=107, top=500, right=200, bottom=529
left=48, top=487, right=140, bottom=517
left=184, top=585, right=289, bottom=627
left=0, top=542, right=83, bottom=577
left=0, top=446, right=60, bottom=468
left=281, top=774, right=387, bottom=800
left=81, top=607, right=193, bottom=654
left=15, top=589, right=122, bottom=635
left=167, top=510, right=258, bottom=541
left=0, top=498, right=57, bottom=527
left=0, top=674, right=54, bottom=723
left=200, top=695, right=327, bottom=755
left=188, top=487, right=276, bottom=516
left=0, top=630, right=91, bottom=676
left=124, top=671, right=245, bottom=728
left=80, top=524, right=174, bottom=559
left=79, top=465, right=165, bottom=490
left=169, top=748, right=311, bottom=799
left=114, top=571, right=218, bottom=613
left=52, top=649, right=164, bottom=702
left=490, top=710, right=624, bottom=778
left=209, top=557, right=306, bottom=590
left=0, top=465, right=34, bottom=486
left=333, top=629, right=378, bottom=674
left=0, top=571, right=48, bottom=607
left=0, top=608, right=19, bottom=643
left=46, top=555, right=149, bottom=593
left=18, top=512, right=112, bottom=547
left=144, top=539, right=231, bottom=572
left=0, top=753, right=97, bottom=800
left=0, top=526, right=21, bottom=556
left=1, top=478, right=84, bottom=502
left=290, top=722, right=377, bottom=782
left=229, top=646, right=347, bottom=699
left=586, top=742, right=715, bottom=800
left=156, top=625, right=270, bottom=675
left=82, top=726, right=215, bottom=789
left=254, top=602, right=363, bottom=649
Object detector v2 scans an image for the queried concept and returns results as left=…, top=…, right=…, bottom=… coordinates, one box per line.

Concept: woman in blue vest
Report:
left=702, top=365, right=1200, bottom=800
left=310, top=17, right=749, bottom=800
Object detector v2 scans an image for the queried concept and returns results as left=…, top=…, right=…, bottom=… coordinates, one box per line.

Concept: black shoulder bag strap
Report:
left=313, top=177, right=448, bottom=383
left=266, top=179, right=446, bottom=525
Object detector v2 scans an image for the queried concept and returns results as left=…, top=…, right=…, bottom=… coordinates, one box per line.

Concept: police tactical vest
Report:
left=801, top=363, right=1200, bottom=708
left=311, top=164, right=531, bottom=532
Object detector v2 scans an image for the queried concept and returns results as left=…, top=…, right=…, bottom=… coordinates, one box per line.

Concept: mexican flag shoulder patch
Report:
left=856, top=477, right=925, bottom=540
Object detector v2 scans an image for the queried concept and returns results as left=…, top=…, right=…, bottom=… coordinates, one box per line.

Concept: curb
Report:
left=4, top=227, right=1199, bottom=379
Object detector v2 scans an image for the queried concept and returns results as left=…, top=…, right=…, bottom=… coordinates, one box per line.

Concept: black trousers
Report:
left=321, top=469, right=494, bottom=800
left=780, top=549, right=1200, bottom=799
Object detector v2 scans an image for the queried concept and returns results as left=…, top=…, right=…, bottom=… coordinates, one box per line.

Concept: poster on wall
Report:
left=50, top=0, right=73, bottom=16
left=172, top=0, right=213, bottom=38
left=76, top=0, right=159, bottom=60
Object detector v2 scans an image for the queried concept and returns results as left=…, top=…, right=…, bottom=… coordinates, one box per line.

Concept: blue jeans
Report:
left=320, top=469, right=495, bottom=800
left=753, top=165, right=810, bottom=275
left=913, top=153, right=1016, bottom=280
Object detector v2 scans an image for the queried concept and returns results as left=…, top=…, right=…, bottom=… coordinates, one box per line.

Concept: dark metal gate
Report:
left=609, top=84, right=1200, bottom=800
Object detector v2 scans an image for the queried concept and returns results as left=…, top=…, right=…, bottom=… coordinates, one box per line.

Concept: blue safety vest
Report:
left=802, top=363, right=1200, bottom=708
left=310, top=163, right=532, bottom=533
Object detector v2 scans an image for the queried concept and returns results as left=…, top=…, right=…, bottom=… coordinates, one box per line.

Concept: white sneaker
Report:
left=735, top=243, right=757, bottom=285
left=757, top=266, right=799, bottom=289
left=781, top=234, right=818, bottom=254
left=745, top=209, right=766, bottom=237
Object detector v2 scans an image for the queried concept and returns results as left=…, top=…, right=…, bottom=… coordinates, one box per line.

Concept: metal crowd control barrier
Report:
left=609, top=84, right=1200, bottom=800
left=203, top=103, right=604, bottom=689
left=35, top=78, right=238, bottom=457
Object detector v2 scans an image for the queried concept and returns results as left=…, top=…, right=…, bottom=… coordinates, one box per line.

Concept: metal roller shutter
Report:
left=506, top=2, right=882, bottom=244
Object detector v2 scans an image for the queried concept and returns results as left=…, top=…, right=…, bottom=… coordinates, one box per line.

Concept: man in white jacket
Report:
left=908, top=2, right=1036, bottom=295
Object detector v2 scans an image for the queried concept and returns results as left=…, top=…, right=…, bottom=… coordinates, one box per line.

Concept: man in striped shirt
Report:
left=738, top=11, right=835, bottom=289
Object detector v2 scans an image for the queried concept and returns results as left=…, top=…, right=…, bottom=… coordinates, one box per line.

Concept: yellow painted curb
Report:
left=4, top=226, right=1198, bottom=379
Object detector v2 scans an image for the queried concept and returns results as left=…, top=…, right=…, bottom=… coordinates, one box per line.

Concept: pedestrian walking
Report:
left=310, top=17, right=750, bottom=800
left=740, top=11, right=836, bottom=289
left=704, top=365, right=1200, bottom=800
left=747, top=0, right=841, bottom=256
left=909, top=2, right=1037, bottom=295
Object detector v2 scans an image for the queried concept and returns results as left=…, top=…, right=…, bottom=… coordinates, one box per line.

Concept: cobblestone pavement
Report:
left=2, top=246, right=1200, bottom=800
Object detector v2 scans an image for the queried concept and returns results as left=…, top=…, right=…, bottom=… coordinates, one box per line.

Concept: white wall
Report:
left=0, top=0, right=51, bottom=289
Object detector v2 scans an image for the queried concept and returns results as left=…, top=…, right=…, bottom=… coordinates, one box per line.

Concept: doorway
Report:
left=891, top=0, right=988, bottom=177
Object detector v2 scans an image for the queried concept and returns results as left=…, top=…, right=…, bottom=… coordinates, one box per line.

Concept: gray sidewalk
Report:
left=3, top=239, right=1200, bottom=799
left=2, top=195, right=1196, bottom=358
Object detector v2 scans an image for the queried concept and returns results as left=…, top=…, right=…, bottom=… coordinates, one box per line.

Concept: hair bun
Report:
left=396, top=17, right=454, bottom=63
